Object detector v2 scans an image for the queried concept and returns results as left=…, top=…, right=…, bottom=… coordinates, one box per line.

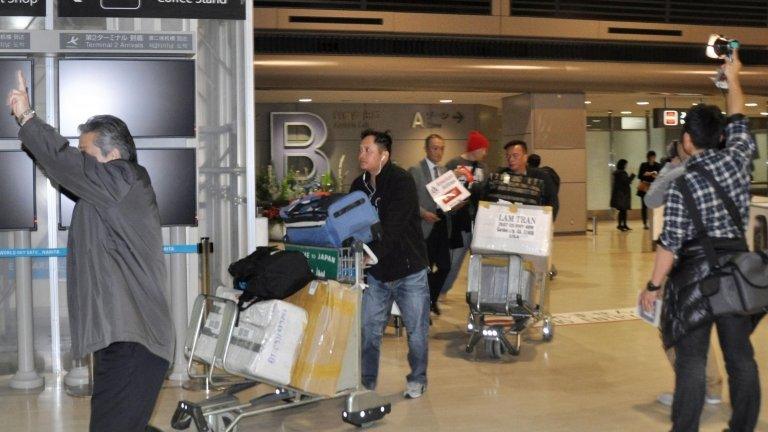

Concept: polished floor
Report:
left=2, top=222, right=767, bottom=431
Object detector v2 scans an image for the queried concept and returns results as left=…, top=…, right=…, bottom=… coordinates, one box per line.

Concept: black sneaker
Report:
left=430, top=302, right=441, bottom=316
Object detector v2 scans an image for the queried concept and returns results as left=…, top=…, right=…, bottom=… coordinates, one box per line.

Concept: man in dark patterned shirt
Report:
left=640, top=49, right=760, bottom=432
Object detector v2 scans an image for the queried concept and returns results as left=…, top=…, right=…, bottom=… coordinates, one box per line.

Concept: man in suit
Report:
left=409, top=134, right=451, bottom=316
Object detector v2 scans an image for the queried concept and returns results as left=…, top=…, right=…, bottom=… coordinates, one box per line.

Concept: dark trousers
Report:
left=90, top=342, right=169, bottom=432
left=672, top=315, right=760, bottom=432
left=617, top=209, right=627, bottom=228
left=641, top=200, right=649, bottom=226
left=426, top=218, right=451, bottom=305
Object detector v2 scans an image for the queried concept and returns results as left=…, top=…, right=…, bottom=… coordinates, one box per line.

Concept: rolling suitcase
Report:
left=282, top=191, right=382, bottom=247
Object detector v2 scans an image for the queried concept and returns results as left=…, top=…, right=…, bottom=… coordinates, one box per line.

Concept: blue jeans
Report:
left=440, top=231, right=471, bottom=295
left=361, top=269, right=429, bottom=389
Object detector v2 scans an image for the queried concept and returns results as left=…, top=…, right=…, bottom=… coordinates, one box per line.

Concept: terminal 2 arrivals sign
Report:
left=59, top=0, right=245, bottom=20
left=0, top=0, right=45, bottom=17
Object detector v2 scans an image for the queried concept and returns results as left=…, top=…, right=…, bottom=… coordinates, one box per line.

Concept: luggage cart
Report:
left=171, top=242, right=391, bottom=431
left=464, top=253, right=554, bottom=359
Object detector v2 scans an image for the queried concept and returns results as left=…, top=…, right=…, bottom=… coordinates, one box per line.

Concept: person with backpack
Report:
left=527, top=153, right=560, bottom=196
left=350, top=129, right=430, bottom=399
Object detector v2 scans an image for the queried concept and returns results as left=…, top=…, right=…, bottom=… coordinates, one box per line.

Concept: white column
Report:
left=9, top=231, right=44, bottom=390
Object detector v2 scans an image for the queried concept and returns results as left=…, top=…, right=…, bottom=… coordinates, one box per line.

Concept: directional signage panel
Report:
left=59, top=32, right=195, bottom=52
left=59, top=0, right=245, bottom=20
left=652, top=108, right=688, bottom=128
left=0, top=0, right=45, bottom=17
left=0, top=32, right=30, bottom=50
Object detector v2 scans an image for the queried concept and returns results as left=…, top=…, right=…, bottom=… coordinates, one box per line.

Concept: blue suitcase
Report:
left=282, top=191, right=382, bottom=247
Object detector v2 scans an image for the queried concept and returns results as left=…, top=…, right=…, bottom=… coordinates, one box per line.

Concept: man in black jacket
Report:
left=486, top=140, right=559, bottom=219
left=350, top=129, right=430, bottom=399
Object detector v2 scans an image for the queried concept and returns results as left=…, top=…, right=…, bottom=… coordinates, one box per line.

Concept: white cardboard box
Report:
left=223, top=300, right=307, bottom=385
left=471, top=201, right=553, bottom=266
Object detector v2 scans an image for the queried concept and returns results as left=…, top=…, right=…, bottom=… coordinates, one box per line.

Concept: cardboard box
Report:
left=286, top=280, right=359, bottom=396
left=472, top=201, right=553, bottom=271
left=222, top=300, right=307, bottom=385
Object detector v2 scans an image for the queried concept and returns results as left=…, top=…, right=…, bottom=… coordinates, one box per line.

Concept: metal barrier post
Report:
left=9, top=231, right=44, bottom=390
left=168, top=227, right=190, bottom=382
left=183, top=237, right=215, bottom=392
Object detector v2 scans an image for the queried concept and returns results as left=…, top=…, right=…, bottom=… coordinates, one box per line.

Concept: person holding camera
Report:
left=644, top=140, right=724, bottom=408
left=640, top=49, right=761, bottom=431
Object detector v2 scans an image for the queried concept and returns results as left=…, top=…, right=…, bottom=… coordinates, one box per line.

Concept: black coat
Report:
left=610, top=170, right=635, bottom=211
left=637, top=161, right=662, bottom=197
left=350, top=162, right=428, bottom=282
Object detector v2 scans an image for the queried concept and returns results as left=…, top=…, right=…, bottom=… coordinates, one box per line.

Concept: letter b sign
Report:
left=270, top=112, right=330, bottom=181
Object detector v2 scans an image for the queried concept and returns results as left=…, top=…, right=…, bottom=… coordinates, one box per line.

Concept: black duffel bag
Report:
left=678, top=169, right=768, bottom=316
left=228, top=246, right=314, bottom=315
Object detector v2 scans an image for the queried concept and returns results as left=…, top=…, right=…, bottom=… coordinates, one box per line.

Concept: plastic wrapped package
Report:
left=471, top=201, right=553, bottom=272
left=286, top=280, right=359, bottom=396
left=222, top=300, right=307, bottom=385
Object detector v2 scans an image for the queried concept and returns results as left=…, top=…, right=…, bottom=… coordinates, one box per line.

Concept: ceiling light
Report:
left=464, top=65, right=552, bottom=70
left=439, top=99, right=453, bottom=104
left=298, top=98, right=312, bottom=103
left=584, top=101, right=592, bottom=105
left=745, top=103, right=758, bottom=107
left=253, top=60, right=337, bottom=67
left=636, top=101, right=650, bottom=106
left=761, top=112, right=768, bottom=116
left=620, top=111, right=632, bottom=115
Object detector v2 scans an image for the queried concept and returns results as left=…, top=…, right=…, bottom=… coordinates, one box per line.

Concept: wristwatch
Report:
left=646, top=280, right=662, bottom=292
left=16, top=108, right=35, bottom=126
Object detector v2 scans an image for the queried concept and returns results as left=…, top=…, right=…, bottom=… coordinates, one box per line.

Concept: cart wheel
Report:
left=542, top=317, right=554, bottom=342
left=484, top=339, right=503, bottom=359
left=206, top=413, right=238, bottom=432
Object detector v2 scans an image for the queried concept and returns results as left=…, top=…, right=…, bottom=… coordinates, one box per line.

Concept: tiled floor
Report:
left=2, top=223, right=767, bottom=431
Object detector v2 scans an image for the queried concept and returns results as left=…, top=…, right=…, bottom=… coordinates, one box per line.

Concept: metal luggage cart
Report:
left=171, top=242, right=390, bottom=431
left=464, top=253, right=553, bottom=359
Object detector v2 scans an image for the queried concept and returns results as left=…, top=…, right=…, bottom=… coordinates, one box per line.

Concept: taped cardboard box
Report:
left=194, top=287, right=240, bottom=365
left=223, top=300, right=307, bottom=385
left=196, top=287, right=307, bottom=386
left=287, top=280, right=359, bottom=396
left=472, top=201, right=553, bottom=271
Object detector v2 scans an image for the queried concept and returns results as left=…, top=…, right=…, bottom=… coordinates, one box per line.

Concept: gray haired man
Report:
left=8, top=71, right=173, bottom=432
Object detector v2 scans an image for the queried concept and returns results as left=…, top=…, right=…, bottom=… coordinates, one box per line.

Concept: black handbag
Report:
left=677, top=167, right=768, bottom=316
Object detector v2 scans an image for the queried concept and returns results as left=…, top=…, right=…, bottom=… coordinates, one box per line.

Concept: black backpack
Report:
left=228, top=247, right=314, bottom=316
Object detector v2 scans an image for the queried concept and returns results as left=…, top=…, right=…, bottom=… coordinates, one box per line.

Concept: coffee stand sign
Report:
left=0, top=0, right=45, bottom=17
left=59, top=0, right=245, bottom=20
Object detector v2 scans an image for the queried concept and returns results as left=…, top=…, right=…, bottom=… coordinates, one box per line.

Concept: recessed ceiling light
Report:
left=745, top=103, right=758, bottom=107
left=761, top=112, right=768, bottom=116
left=692, top=102, right=699, bottom=106
left=591, top=119, right=601, bottom=123
left=439, top=99, right=453, bottom=104
left=636, top=101, right=650, bottom=105
left=298, top=98, right=312, bottom=103
left=620, top=111, right=632, bottom=115
left=584, top=101, right=592, bottom=104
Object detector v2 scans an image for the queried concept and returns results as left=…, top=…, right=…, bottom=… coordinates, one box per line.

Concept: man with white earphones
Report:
left=350, top=129, right=430, bottom=400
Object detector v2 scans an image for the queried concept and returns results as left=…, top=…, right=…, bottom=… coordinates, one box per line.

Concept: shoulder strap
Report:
left=676, top=176, right=721, bottom=269
left=689, top=165, right=745, bottom=234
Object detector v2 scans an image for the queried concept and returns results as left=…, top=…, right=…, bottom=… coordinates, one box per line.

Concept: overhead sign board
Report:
left=59, top=32, right=194, bottom=52
left=59, top=0, right=245, bottom=20
left=0, top=0, right=45, bottom=17
left=653, top=108, right=688, bottom=128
